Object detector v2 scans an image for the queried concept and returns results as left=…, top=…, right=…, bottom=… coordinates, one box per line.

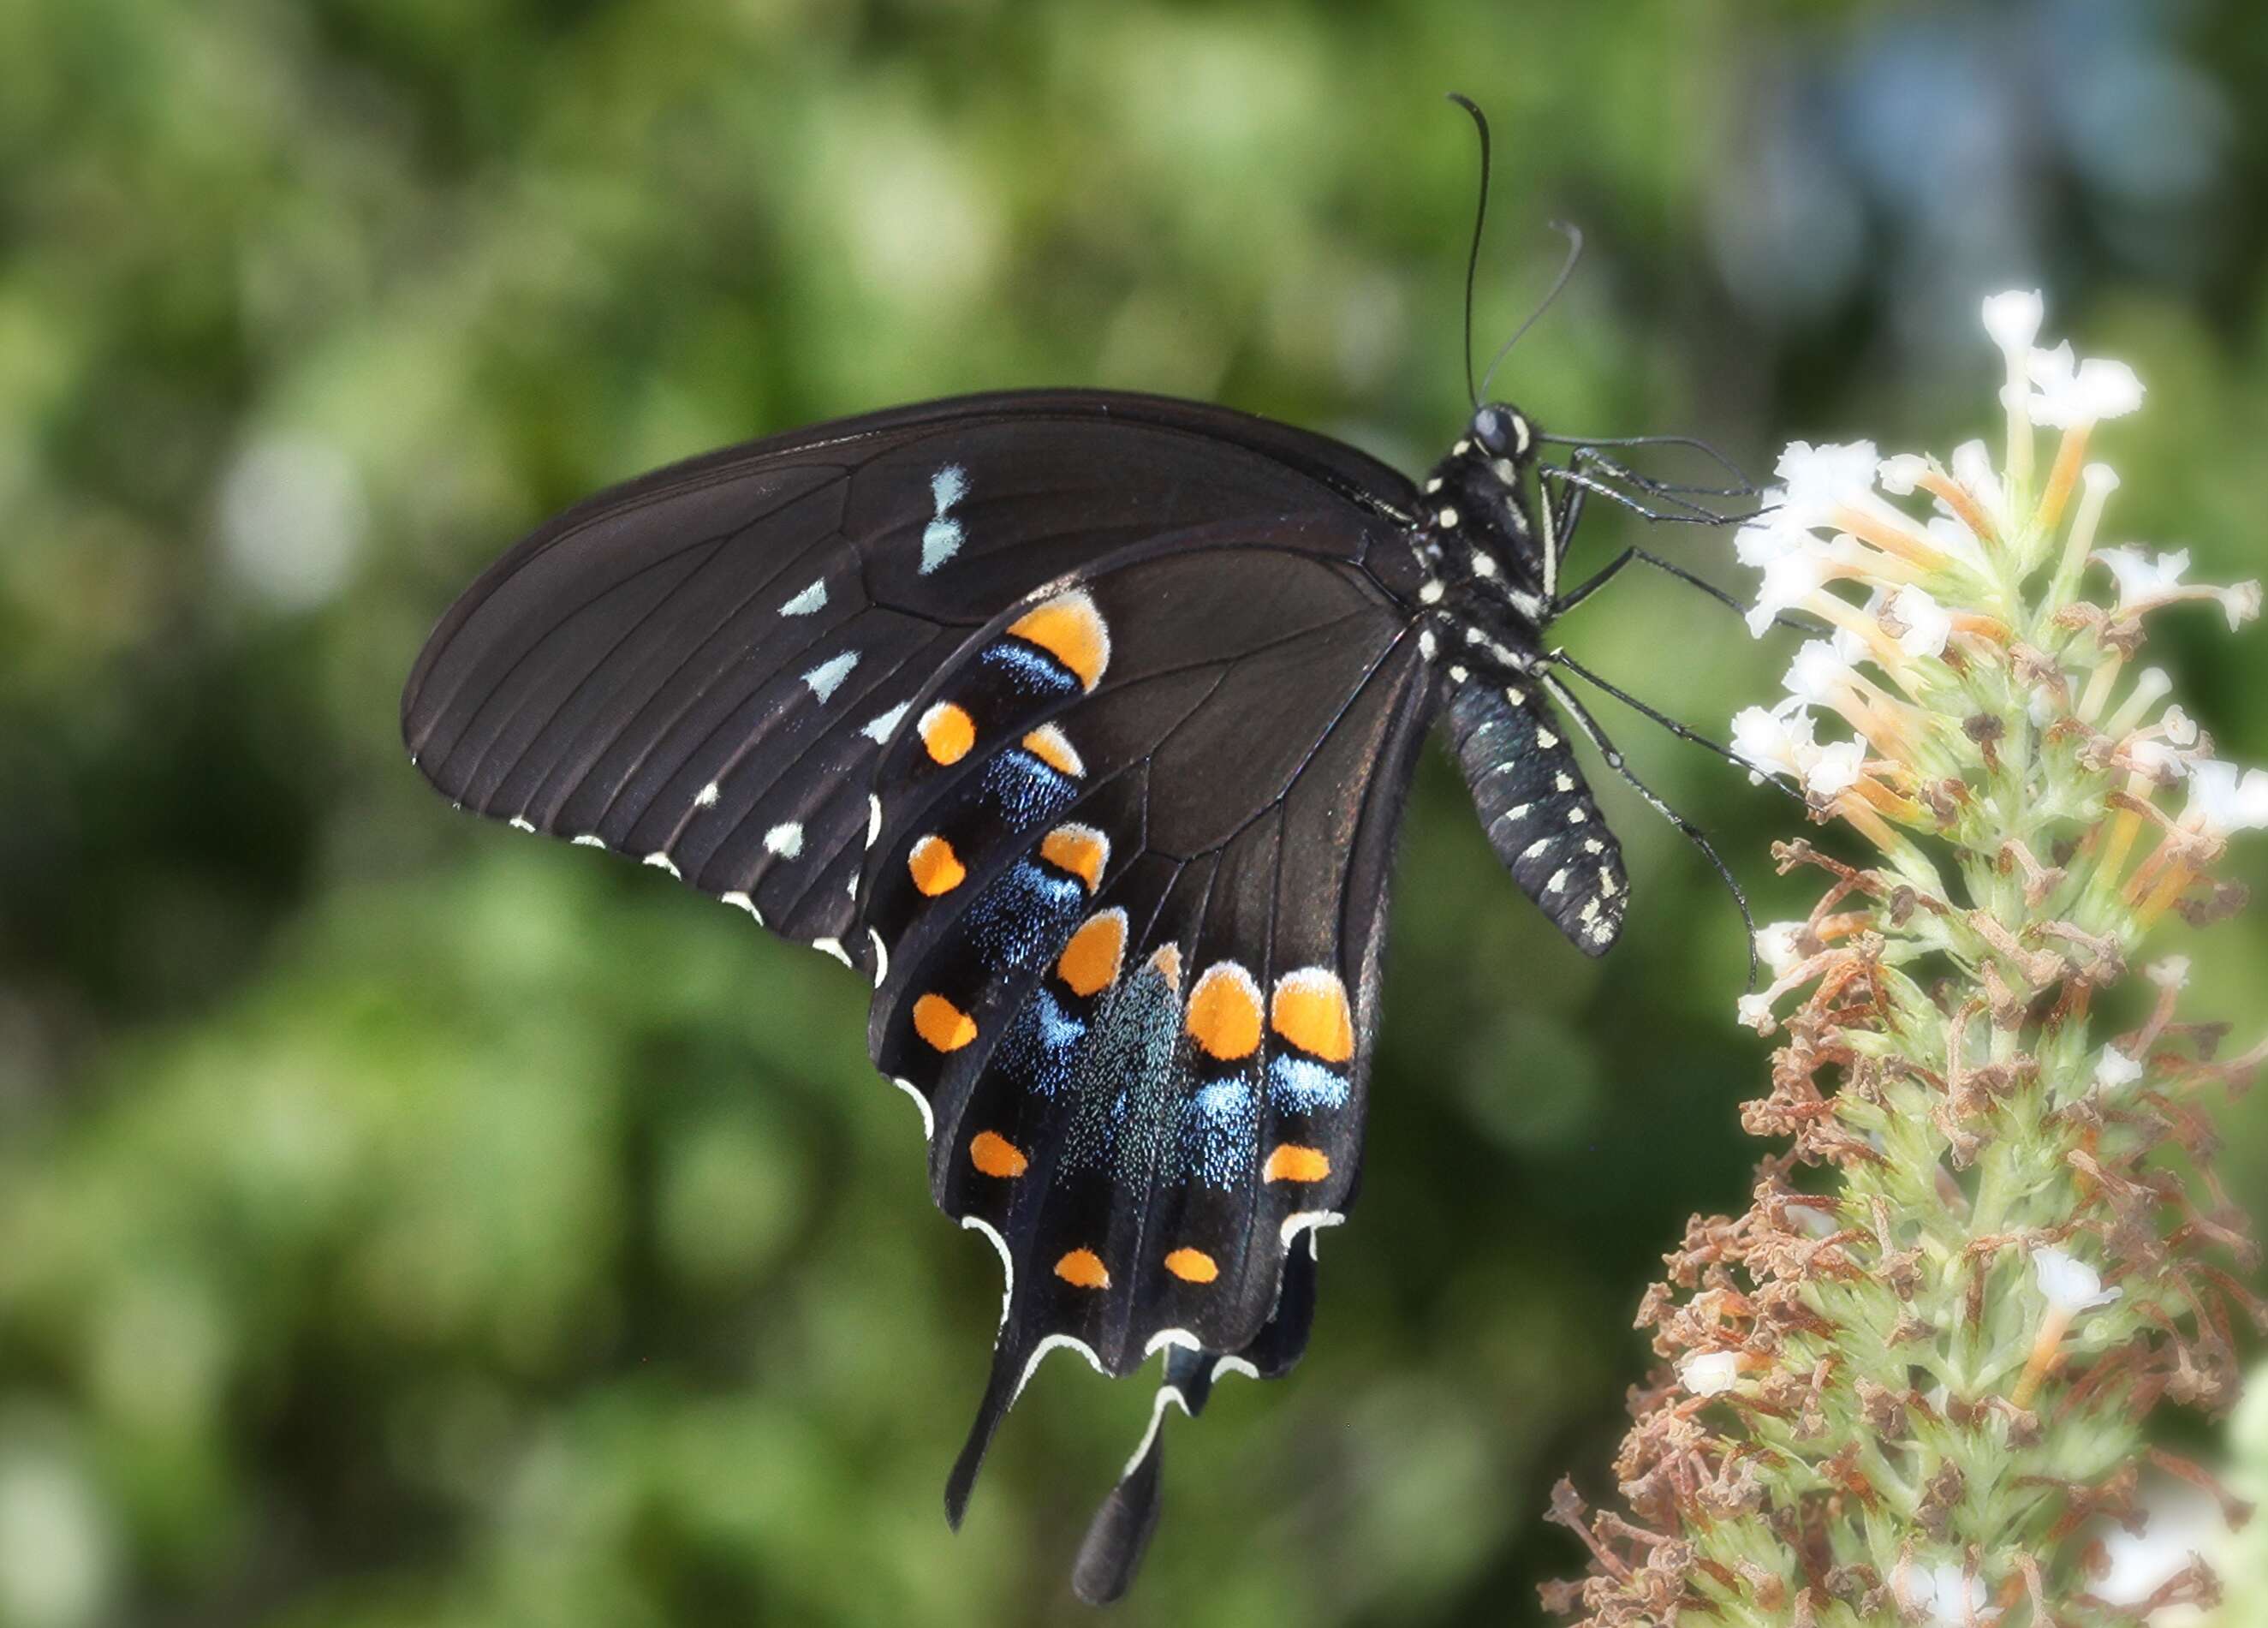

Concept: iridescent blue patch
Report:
left=978, top=639, right=1082, bottom=702
left=981, top=749, right=1081, bottom=830
left=961, top=861, right=1085, bottom=975
left=997, top=985, right=1086, bottom=1100
left=1182, top=1077, right=1257, bottom=1189
left=1267, top=1055, right=1348, bottom=1114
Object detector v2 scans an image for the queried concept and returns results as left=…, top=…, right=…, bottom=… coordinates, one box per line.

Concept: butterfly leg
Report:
left=1540, top=649, right=1806, bottom=808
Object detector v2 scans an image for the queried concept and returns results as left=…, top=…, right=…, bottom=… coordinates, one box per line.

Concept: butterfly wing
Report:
left=403, top=391, right=1414, bottom=959
left=849, top=537, right=1430, bottom=1557
left=402, top=391, right=1430, bottom=1594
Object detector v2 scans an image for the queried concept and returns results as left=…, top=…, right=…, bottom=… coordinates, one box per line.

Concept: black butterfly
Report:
left=400, top=109, right=1752, bottom=1605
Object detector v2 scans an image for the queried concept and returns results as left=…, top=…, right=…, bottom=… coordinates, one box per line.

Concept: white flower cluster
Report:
left=1728, top=292, right=2268, bottom=853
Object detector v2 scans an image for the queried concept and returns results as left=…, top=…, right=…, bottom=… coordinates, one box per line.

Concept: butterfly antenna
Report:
left=1477, top=221, right=1583, bottom=403
left=1446, top=92, right=1491, bottom=409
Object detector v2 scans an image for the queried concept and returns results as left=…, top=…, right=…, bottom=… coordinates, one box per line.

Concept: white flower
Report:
left=1746, top=550, right=1829, bottom=637
left=1754, top=921, right=1807, bottom=976
left=2094, top=1483, right=2227, bottom=1610
left=2033, top=1246, right=2122, bottom=1315
left=1775, top=439, right=1879, bottom=518
left=1730, top=702, right=1817, bottom=780
left=1735, top=992, right=1777, bottom=1033
left=2094, top=1047, right=2143, bottom=1090
left=2185, top=759, right=2268, bottom=836
left=2222, top=578, right=2264, bottom=630
left=1949, top=438, right=2008, bottom=533
left=1804, top=739, right=1868, bottom=798
left=1783, top=640, right=1854, bottom=707
left=2147, top=956, right=2192, bottom=991
left=2027, top=340, right=2145, bottom=427
left=1678, top=1351, right=1742, bottom=1397
left=2162, top=706, right=2199, bottom=748
left=1981, top=289, right=2045, bottom=355
left=1907, top=1560, right=1991, bottom=1627
left=1732, top=495, right=1800, bottom=568
left=1876, top=452, right=1931, bottom=496
left=2128, top=737, right=2191, bottom=779
left=2096, top=546, right=2192, bottom=610
left=1888, top=585, right=1953, bottom=659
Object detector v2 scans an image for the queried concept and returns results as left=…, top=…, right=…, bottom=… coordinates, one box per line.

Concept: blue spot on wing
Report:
left=1268, top=1055, right=1348, bottom=1114
left=1183, top=1077, right=1257, bottom=1189
left=961, top=862, right=1086, bottom=975
left=979, top=639, right=1082, bottom=702
left=997, top=986, right=1086, bottom=1100
left=981, top=750, right=1080, bottom=831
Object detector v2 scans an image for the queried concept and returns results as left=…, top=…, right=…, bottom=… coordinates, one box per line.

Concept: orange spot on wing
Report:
left=919, top=702, right=976, bottom=765
left=913, top=993, right=977, bottom=1052
left=907, top=834, right=966, bottom=896
left=1054, top=1248, right=1110, bottom=1289
left=1057, top=909, right=1128, bottom=998
left=1021, top=725, right=1083, bottom=778
left=1186, top=963, right=1263, bottom=1059
left=1039, top=824, right=1108, bottom=892
left=1263, top=1144, right=1332, bottom=1184
left=1271, top=969, right=1354, bottom=1063
left=1009, top=591, right=1110, bottom=690
left=1164, top=1247, right=1218, bottom=1284
left=968, top=1130, right=1027, bottom=1178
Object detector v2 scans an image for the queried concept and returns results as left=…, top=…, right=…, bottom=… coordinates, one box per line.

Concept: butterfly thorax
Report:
left=1412, top=402, right=1556, bottom=679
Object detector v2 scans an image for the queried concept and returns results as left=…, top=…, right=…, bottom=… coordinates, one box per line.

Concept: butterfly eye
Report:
left=1472, top=408, right=1507, bottom=454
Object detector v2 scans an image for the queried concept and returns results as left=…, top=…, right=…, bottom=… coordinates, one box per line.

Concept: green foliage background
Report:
left=4, top=1, right=2265, bottom=1623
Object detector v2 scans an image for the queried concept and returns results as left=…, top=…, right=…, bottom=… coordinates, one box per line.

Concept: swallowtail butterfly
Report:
left=399, top=106, right=1742, bottom=1604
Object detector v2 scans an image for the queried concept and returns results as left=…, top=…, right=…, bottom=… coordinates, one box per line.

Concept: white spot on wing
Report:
left=962, top=1214, right=1014, bottom=1332
left=802, top=651, right=860, bottom=703
left=1015, top=1333, right=1107, bottom=1404
left=721, top=891, right=763, bottom=924
left=1211, top=1355, right=1260, bottom=1383
left=931, top=462, right=968, bottom=511
left=861, top=701, right=911, bottom=744
left=695, top=782, right=721, bottom=808
left=868, top=927, right=889, bottom=986
left=644, top=851, right=681, bottom=878
left=779, top=578, right=827, bottom=616
left=1121, top=1384, right=1194, bottom=1479
left=920, top=517, right=963, bottom=573
left=812, top=936, right=853, bottom=969
left=572, top=833, right=606, bottom=849
left=764, top=822, right=805, bottom=858
left=509, top=816, right=536, bottom=833
left=921, top=464, right=969, bottom=573
left=1535, top=728, right=1559, bottom=748
left=866, top=795, right=883, bottom=848
left=1281, top=1210, right=1346, bottom=1250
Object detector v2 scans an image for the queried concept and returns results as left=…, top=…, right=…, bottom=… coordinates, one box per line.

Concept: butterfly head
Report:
left=1467, top=403, right=1535, bottom=464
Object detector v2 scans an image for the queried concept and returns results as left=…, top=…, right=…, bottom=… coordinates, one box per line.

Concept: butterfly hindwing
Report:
left=855, top=541, right=1432, bottom=1535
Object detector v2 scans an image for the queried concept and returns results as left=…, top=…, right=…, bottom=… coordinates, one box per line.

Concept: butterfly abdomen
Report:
left=1444, top=676, right=1628, bottom=956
